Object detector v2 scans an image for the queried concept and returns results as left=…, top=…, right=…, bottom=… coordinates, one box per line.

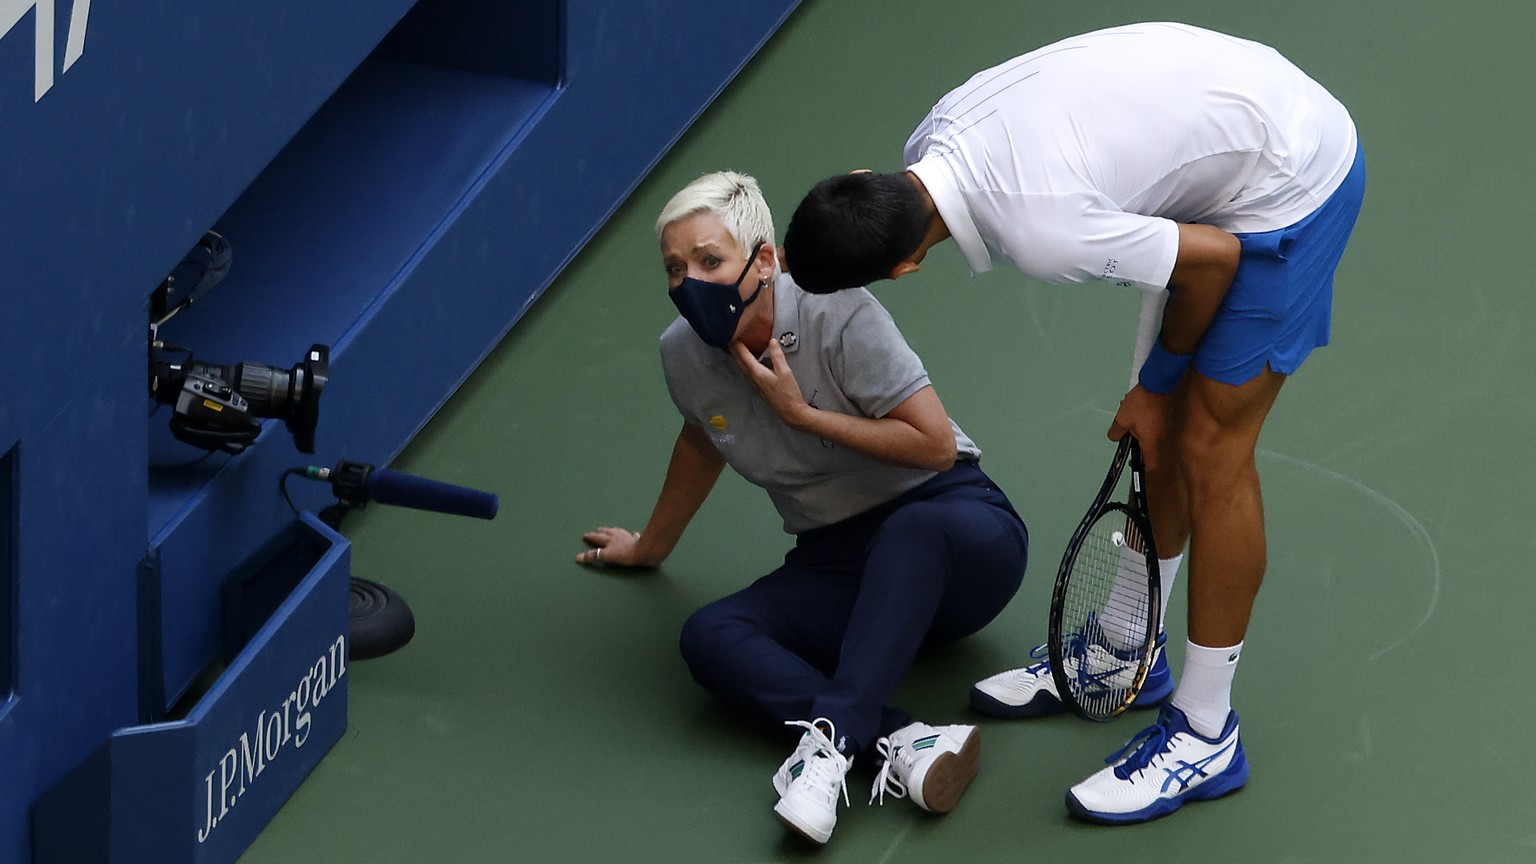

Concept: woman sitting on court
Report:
left=576, top=171, right=1028, bottom=846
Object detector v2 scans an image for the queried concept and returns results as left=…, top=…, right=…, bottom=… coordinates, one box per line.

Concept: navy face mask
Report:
left=669, top=243, right=766, bottom=349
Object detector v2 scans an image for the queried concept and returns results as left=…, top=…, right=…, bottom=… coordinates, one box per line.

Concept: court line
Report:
left=875, top=820, right=917, bottom=864
left=1353, top=714, right=1372, bottom=762
left=1074, top=409, right=1442, bottom=659
left=1020, top=288, right=1056, bottom=356
left=1258, top=449, right=1443, bottom=662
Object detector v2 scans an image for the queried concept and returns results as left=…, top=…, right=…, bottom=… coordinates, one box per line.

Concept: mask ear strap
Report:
left=735, top=242, right=767, bottom=285
left=739, top=274, right=766, bottom=307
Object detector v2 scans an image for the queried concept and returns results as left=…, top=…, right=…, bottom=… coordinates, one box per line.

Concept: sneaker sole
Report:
left=773, top=798, right=832, bottom=845
left=969, top=686, right=1066, bottom=719
left=1065, top=743, right=1249, bottom=825
left=912, top=728, right=982, bottom=813
left=969, top=671, right=1172, bottom=720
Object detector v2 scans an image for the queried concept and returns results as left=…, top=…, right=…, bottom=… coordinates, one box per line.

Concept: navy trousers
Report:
left=678, top=460, right=1028, bottom=757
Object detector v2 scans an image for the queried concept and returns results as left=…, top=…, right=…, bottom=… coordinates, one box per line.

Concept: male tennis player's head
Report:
left=784, top=171, right=941, bottom=294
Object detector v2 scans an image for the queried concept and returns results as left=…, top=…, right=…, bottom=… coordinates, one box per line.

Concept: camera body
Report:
left=150, top=345, right=329, bottom=455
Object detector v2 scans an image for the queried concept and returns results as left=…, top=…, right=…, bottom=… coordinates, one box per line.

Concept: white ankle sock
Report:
left=1157, top=553, right=1182, bottom=633
left=1100, top=552, right=1184, bottom=650
left=1170, top=640, right=1241, bottom=738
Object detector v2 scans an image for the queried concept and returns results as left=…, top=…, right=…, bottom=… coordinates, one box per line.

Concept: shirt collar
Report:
left=908, top=156, right=993, bottom=274
left=768, top=272, right=803, bottom=357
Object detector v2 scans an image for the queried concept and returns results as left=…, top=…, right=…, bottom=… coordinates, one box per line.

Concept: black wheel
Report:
left=349, top=577, right=416, bottom=660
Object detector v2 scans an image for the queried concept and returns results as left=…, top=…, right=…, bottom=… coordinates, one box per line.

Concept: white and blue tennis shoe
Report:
left=969, top=638, right=1174, bottom=718
left=1066, top=704, right=1248, bottom=823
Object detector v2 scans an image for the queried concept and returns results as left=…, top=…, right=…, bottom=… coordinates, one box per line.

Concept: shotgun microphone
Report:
left=300, top=460, right=498, bottom=520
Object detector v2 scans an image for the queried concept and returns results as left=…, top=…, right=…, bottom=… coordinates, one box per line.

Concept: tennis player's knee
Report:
left=1174, top=418, right=1257, bottom=496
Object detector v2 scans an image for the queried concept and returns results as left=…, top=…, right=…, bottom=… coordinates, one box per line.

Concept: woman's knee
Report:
left=681, top=599, right=734, bottom=673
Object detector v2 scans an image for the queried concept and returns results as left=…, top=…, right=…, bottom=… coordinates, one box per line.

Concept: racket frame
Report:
left=1047, top=434, right=1162, bottom=721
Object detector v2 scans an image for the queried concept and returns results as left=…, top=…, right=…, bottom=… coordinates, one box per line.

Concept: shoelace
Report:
left=1064, top=635, right=1103, bottom=691
left=1105, top=715, right=1171, bottom=780
left=783, top=718, right=851, bottom=807
left=868, top=737, right=909, bottom=805
left=1021, top=643, right=1051, bottom=676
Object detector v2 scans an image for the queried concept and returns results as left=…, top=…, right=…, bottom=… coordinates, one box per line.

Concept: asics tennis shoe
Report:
left=1066, top=704, right=1248, bottom=823
left=869, top=722, right=981, bottom=813
left=773, top=718, right=852, bottom=845
left=970, top=639, right=1174, bottom=718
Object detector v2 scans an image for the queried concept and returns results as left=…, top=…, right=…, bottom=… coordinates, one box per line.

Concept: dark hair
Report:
left=783, top=172, right=929, bottom=294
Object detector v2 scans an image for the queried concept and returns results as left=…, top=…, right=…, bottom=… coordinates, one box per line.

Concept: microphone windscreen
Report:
left=365, top=468, right=499, bottom=520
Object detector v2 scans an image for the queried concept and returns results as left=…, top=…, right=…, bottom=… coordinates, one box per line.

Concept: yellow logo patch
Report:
left=709, top=415, right=728, bottom=429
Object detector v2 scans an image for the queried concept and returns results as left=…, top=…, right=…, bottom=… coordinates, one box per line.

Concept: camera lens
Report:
left=231, top=363, right=294, bottom=418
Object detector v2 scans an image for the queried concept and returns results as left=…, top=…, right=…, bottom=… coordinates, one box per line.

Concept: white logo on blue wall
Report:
left=196, top=634, right=348, bottom=844
left=0, top=0, right=91, bottom=101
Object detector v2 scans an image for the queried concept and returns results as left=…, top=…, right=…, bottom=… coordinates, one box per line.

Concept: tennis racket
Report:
left=1046, top=433, right=1161, bottom=721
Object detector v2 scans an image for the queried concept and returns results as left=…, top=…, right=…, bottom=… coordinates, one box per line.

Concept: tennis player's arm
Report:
left=632, top=422, right=727, bottom=565
left=1159, top=223, right=1242, bottom=353
left=791, top=384, right=958, bottom=473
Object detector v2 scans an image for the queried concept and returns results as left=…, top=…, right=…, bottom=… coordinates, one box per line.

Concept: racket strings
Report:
left=1059, top=511, right=1155, bottom=717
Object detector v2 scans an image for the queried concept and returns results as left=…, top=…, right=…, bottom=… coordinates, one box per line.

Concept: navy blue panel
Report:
left=0, top=1, right=416, bottom=860
left=150, top=61, right=557, bottom=370
left=0, top=445, right=14, bottom=701
left=32, top=516, right=349, bottom=864
left=0, top=338, right=143, bottom=863
left=377, top=0, right=562, bottom=83
left=0, top=0, right=416, bottom=449
left=147, top=60, right=558, bottom=703
left=3, top=0, right=799, bottom=859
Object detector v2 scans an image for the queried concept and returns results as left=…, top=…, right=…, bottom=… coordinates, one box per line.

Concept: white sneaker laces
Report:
left=868, top=736, right=910, bottom=805
left=783, top=719, right=851, bottom=808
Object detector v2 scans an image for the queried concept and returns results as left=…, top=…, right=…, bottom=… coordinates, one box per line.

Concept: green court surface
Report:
left=241, top=1, right=1536, bottom=861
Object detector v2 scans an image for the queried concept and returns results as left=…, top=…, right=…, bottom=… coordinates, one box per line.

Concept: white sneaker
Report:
left=1066, top=705, right=1248, bottom=824
left=869, top=722, right=980, bottom=813
left=970, top=645, right=1063, bottom=718
left=971, top=640, right=1174, bottom=719
left=772, top=718, right=852, bottom=845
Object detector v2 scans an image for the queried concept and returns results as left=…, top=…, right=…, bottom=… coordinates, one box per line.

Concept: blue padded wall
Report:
left=1, top=1, right=419, bottom=856
left=1, top=0, right=797, bottom=861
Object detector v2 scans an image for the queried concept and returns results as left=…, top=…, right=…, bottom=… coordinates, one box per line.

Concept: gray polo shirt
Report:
left=660, top=274, right=981, bottom=535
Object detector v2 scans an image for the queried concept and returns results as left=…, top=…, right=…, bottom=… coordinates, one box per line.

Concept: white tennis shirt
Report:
left=905, top=22, right=1359, bottom=292
left=660, top=274, right=981, bottom=535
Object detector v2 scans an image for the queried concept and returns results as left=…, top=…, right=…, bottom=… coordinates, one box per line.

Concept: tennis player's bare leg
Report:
left=1134, top=378, right=1189, bottom=650
left=1145, top=377, right=1190, bottom=554
left=1176, top=366, right=1286, bottom=648
left=1068, top=370, right=1285, bottom=820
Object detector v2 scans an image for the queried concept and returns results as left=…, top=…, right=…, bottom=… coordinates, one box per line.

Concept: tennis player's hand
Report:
left=1108, top=385, right=1170, bottom=471
left=732, top=339, right=811, bottom=429
left=578, top=526, right=652, bottom=569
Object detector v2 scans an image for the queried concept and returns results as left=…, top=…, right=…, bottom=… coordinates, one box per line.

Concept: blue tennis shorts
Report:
left=1193, top=143, right=1367, bottom=386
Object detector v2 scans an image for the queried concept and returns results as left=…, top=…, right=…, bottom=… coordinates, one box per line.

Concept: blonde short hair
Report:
left=654, top=172, right=776, bottom=262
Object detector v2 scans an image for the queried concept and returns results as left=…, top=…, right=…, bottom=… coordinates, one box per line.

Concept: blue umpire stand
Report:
left=0, top=0, right=799, bottom=861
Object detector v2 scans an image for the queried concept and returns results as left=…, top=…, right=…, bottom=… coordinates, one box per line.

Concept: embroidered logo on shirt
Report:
left=709, top=415, right=728, bottom=430
left=777, top=331, right=797, bottom=349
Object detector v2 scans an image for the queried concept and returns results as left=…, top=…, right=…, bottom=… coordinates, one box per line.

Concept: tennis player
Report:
left=577, top=172, right=1029, bottom=844
left=783, top=22, right=1365, bottom=823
